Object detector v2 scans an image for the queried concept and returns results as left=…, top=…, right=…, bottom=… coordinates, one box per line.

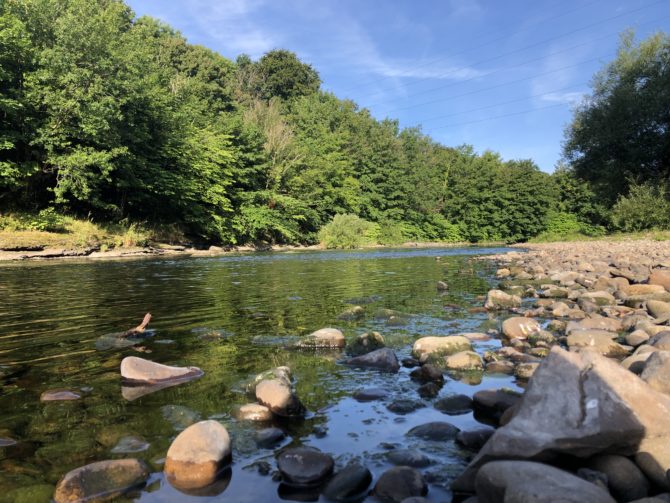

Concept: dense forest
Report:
left=0, top=0, right=669, bottom=246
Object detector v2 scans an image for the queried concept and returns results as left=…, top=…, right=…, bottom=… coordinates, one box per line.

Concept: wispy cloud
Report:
left=448, top=0, right=484, bottom=19
left=540, top=91, right=585, bottom=105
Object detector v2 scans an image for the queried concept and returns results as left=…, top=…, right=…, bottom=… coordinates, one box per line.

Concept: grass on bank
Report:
left=0, top=211, right=185, bottom=250
left=529, top=229, right=670, bottom=243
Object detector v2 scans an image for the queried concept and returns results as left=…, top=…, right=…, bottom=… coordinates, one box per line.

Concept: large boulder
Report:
left=452, top=347, right=670, bottom=493
left=120, top=356, right=203, bottom=384
left=344, top=347, right=400, bottom=372
left=164, top=420, right=231, bottom=490
left=566, top=330, right=629, bottom=357
left=296, top=328, right=345, bottom=349
left=640, top=351, right=670, bottom=395
left=502, top=317, right=541, bottom=340
left=54, top=459, right=149, bottom=503
left=255, top=379, right=305, bottom=417
left=474, top=461, right=615, bottom=503
left=412, top=336, right=472, bottom=362
left=484, top=290, right=521, bottom=310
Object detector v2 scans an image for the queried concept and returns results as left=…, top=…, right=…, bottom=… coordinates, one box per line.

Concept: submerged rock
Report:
left=120, top=356, right=203, bottom=384
left=434, top=394, right=473, bottom=415
left=161, top=405, right=201, bottom=430
left=353, top=387, right=389, bottom=402
left=374, top=466, right=428, bottom=503
left=345, top=347, right=400, bottom=372
left=387, top=449, right=433, bottom=468
left=346, top=331, right=385, bottom=356
left=444, top=350, right=483, bottom=371
left=110, top=436, right=150, bottom=454
left=474, top=461, right=615, bottom=503
left=40, top=390, right=81, bottom=402
left=254, top=427, right=285, bottom=448
left=54, top=459, right=149, bottom=503
left=406, top=421, right=460, bottom=441
left=164, top=420, right=232, bottom=490
left=337, top=306, right=365, bottom=321
left=234, top=403, right=273, bottom=422
left=277, top=447, right=334, bottom=487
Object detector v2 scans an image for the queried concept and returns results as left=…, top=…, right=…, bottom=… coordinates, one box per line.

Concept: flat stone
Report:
left=277, top=447, right=334, bottom=487
left=484, top=290, right=521, bottom=310
left=502, top=317, right=541, bottom=340
left=345, top=347, right=400, bottom=372
left=406, top=421, right=460, bottom=441
left=40, top=390, right=81, bottom=402
left=412, top=336, right=472, bottom=361
left=475, top=461, right=615, bottom=503
left=566, top=317, right=623, bottom=334
left=353, top=387, right=389, bottom=402
left=54, top=459, right=149, bottom=503
left=322, top=464, right=372, bottom=501
left=120, top=356, right=203, bottom=384
left=567, top=330, right=629, bottom=357
left=374, top=466, right=428, bottom=503
left=164, top=420, right=232, bottom=490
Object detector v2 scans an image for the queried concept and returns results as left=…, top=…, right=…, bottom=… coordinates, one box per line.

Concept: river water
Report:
left=0, top=247, right=518, bottom=502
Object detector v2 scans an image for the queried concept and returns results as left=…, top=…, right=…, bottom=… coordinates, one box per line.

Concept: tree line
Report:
left=1, top=0, right=668, bottom=246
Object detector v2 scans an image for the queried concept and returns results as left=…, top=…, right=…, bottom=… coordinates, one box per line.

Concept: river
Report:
left=0, top=246, right=518, bottom=502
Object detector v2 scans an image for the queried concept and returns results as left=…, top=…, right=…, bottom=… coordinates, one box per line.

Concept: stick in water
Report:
left=122, top=313, right=152, bottom=337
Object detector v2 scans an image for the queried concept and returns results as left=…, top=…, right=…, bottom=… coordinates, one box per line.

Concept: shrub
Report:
left=610, top=184, right=670, bottom=232
left=318, top=214, right=376, bottom=249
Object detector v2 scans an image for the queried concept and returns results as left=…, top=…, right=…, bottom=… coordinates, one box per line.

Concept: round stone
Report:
left=234, top=403, right=272, bottom=421
left=277, top=447, right=334, bottom=487
left=374, top=466, right=427, bottom=502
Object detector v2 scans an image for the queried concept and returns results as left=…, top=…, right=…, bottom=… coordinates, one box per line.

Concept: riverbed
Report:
left=0, top=246, right=518, bottom=502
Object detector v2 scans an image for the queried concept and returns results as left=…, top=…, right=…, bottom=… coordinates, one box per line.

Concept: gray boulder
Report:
left=640, top=351, right=670, bottom=395
left=345, top=347, right=400, bottom=372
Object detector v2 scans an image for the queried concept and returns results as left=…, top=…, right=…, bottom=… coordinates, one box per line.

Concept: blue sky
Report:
left=126, top=0, right=670, bottom=172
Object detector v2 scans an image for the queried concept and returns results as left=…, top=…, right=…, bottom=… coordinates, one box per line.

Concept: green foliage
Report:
left=318, top=214, right=376, bottom=249
left=0, top=208, right=66, bottom=232
left=610, top=183, right=670, bottom=232
left=250, top=49, right=321, bottom=101
left=564, top=31, right=670, bottom=205
left=534, top=211, right=606, bottom=241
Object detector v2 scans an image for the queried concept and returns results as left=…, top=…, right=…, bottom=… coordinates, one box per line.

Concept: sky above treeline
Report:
left=126, top=0, right=670, bottom=172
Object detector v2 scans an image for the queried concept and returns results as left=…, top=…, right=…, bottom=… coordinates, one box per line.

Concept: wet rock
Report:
left=566, top=330, right=629, bottom=357
left=110, top=436, right=149, bottom=454
left=474, top=461, right=615, bottom=503
left=234, top=403, right=272, bottom=422
left=434, top=394, right=473, bottom=415
left=402, top=357, right=420, bottom=368
left=322, top=463, right=372, bottom=501
left=650, top=269, right=670, bottom=291
left=345, top=347, right=400, bottom=372
left=254, top=427, right=285, bottom=448
left=165, top=420, right=232, bottom=490
left=640, top=351, right=670, bottom=395
left=484, top=290, right=521, bottom=310
left=588, top=454, right=650, bottom=501
left=40, top=390, right=81, bottom=402
left=514, top=362, right=539, bottom=379
left=374, top=466, right=428, bottom=503
left=453, top=347, right=670, bottom=492
left=485, top=360, right=515, bottom=374
left=54, top=459, right=149, bottom=503
left=120, top=356, right=203, bottom=384
left=277, top=447, right=334, bottom=487
left=501, top=317, right=541, bottom=340
left=387, top=449, right=433, bottom=467
left=297, top=327, right=345, bottom=348
left=256, top=379, right=305, bottom=417
left=409, top=363, right=444, bottom=383
left=406, top=421, right=460, bottom=441
left=353, top=387, right=389, bottom=402
left=412, top=336, right=472, bottom=362
left=417, top=382, right=442, bottom=399
left=337, top=306, right=365, bottom=322
left=456, top=429, right=495, bottom=451
left=387, top=398, right=425, bottom=415
left=346, top=331, right=385, bottom=356
left=472, top=388, right=521, bottom=422
left=444, top=350, right=483, bottom=371
left=161, top=405, right=201, bottom=430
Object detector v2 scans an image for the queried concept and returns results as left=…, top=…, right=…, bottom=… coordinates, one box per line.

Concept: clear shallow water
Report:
left=0, top=246, right=519, bottom=502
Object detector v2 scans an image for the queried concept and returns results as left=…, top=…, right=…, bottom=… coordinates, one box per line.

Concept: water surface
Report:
left=0, top=247, right=518, bottom=502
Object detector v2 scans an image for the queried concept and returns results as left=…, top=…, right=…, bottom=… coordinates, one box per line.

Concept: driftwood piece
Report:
left=122, top=313, right=152, bottom=338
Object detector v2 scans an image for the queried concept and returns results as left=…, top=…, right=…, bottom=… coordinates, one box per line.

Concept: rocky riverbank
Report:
left=9, top=238, right=670, bottom=502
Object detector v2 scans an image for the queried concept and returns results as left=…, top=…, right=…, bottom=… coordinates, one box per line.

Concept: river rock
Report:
left=484, top=290, right=521, bottom=310
left=412, top=336, right=472, bottom=362
left=234, top=403, right=272, bottom=421
left=624, top=284, right=667, bottom=296
left=374, top=466, right=428, bottom=503
left=626, top=329, right=651, bottom=347
left=387, top=398, right=425, bottom=415
left=566, top=330, right=629, bottom=357
left=322, top=464, right=372, bottom=501
left=346, top=331, right=385, bottom=356
left=337, top=306, right=365, bottom=321
left=640, top=351, right=670, bottom=395
left=587, top=454, right=650, bottom=501
left=452, top=346, right=670, bottom=493
left=456, top=428, right=495, bottom=451
left=649, top=332, right=670, bottom=350
left=297, top=328, right=345, bottom=348
left=120, top=356, right=203, bottom=384
left=434, top=394, right=473, bottom=415
left=164, top=420, right=231, bottom=490
left=485, top=360, right=515, bottom=374
left=277, top=447, right=334, bottom=487
left=110, top=436, right=149, bottom=454
left=647, top=300, right=670, bottom=318
left=387, top=449, right=433, bottom=468
left=444, top=351, right=483, bottom=370
left=40, top=390, right=81, bottom=402
left=437, top=280, right=448, bottom=291
left=579, top=291, right=616, bottom=306
left=474, top=461, right=616, bottom=503
left=406, top=421, right=460, bottom=441
left=255, top=379, right=305, bottom=417
left=472, top=388, right=521, bottom=422
left=54, top=459, right=149, bottom=503
left=502, top=317, right=541, bottom=340
left=345, top=347, right=400, bottom=372
left=254, top=427, right=285, bottom=448
left=161, top=404, right=201, bottom=430
left=567, top=316, right=623, bottom=334
left=353, top=387, right=388, bottom=401
left=514, top=362, right=539, bottom=379
left=409, top=363, right=444, bottom=383
left=621, top=351, right=656, bottom=374
left=650, top=269, right=670, bottom=291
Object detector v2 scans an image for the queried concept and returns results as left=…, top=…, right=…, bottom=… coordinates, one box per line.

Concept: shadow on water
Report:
left=0, top=246, right=517, bottom=502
